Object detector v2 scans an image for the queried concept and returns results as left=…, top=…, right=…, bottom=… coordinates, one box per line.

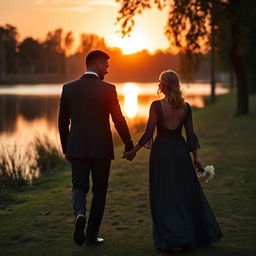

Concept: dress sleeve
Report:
left=184, top=103, right=201, bottom=152
left=138, top=101, right=158, bottom=149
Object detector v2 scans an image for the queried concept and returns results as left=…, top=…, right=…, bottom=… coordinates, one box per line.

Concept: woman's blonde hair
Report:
left=158, top=70, right=184, bottom=108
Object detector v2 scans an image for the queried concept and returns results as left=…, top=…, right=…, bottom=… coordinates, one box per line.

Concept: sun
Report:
left=111, top=32, right=148, bottom=54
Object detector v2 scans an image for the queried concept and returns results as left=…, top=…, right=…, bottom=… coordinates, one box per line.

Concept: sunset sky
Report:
left=0, top=0, right=170, bottom=54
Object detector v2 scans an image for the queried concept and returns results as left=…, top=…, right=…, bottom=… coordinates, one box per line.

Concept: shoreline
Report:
left=0, top=73, right=215, bottom=86
left=0, top=92, right=256, bottom=255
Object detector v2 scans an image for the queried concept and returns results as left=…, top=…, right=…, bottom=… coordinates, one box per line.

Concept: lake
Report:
left=0, top=82, right=229, bottom=151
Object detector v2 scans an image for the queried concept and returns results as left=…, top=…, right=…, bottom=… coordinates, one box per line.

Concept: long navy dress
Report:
left=138, top=100, right=223, bottom=251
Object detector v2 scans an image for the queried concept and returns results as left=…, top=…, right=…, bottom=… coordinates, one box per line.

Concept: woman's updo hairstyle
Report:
left=158, top=70, right=184, bottom=108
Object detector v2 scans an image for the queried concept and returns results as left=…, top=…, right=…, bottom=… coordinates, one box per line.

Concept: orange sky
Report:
left=0, top=0, right=170, bottom=54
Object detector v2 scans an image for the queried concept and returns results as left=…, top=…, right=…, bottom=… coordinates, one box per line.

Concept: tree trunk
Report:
left=230, top=23, right=249, bottom=115
left=247, top=64, right=256, bottom=94
left=0, top=40, right=6, bottom=80
left=229, top=68, right=234, bottom=92
left=230, top=53, right=249, bottom=115
left=210, top=11, right=216, bottom=103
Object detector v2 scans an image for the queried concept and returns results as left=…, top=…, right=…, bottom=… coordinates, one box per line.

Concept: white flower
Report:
left=205, top=165, right=215, bottom=175
left=197, top=165, right=215, bottom=183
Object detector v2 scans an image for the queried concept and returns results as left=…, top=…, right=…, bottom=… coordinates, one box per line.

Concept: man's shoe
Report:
left=73, top=214, right=86, bottom=246
left=86, top=237, right=104, bottom=246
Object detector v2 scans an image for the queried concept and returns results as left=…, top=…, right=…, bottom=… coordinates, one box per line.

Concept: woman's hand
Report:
left=194, top=158, right=204, bottom=169
left=123, top=149, right=136, bottom=161
left=192, top=151, right=203, bottom=169
left=122, top=143, right=142, bottom=161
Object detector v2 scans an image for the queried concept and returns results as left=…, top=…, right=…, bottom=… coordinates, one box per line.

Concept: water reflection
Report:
left=0, top=94, right=58, bottom=134
left=123, top=83, right=139, bottom=118
left=0, top=82, right=229, bottom=146
left=0, top=82, right=229, bottom=178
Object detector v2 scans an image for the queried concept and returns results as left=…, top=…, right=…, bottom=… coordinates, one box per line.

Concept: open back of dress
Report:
left=138, top=100, right=200, bottom=152
left=159, top=100, right=187, bottom=130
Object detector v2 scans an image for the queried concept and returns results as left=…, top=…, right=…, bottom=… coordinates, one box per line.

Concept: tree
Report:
left=19, top=37, right=43, bottom=73
left=64, top=31, right=74, bottom=56
left=44, top=28, right=63, bottom=53
left=43, top=28, right=66, bottom=73
left=0, top=27, right=7, bottom=80
left=179, top=50, right=201, bottom=83
left=0, top=24, right=19, bottom=78
left=78, top=33, right=107, bottom=54
left=116, top=0, right=255, bottom=115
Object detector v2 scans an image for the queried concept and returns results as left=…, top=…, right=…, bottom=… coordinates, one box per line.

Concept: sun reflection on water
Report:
left=0, top=82, right=230, bottom=171
left=123, top=83, right=139, bottom=118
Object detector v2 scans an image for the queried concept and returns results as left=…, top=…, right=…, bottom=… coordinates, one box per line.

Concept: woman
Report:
left=124, top=70, right=223, bottom=252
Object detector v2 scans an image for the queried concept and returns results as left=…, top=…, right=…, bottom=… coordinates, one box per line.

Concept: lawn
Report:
left=0, top=92, right=255, bottom=256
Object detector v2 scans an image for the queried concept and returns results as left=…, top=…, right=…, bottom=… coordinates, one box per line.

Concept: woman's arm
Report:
left=184, top=103, right=201, bottom=152
left=184, top=103, right=203, bottom=168
left=123, top=101, right=157, bottom=161
left=192, top=150, right=204, bottom=168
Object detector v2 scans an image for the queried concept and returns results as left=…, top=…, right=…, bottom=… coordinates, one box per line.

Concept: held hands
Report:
left=122, top=149, right=136, bottom=161
left=122, top=144, right=141, bottom=161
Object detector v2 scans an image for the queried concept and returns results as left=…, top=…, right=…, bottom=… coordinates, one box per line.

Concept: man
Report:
left=58, top=50, right=133, bottom=246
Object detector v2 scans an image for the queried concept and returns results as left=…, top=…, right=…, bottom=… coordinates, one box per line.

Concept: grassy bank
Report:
left=0, top=92, right=255, bottom=256
left=0, top=137, right=66, bottom=208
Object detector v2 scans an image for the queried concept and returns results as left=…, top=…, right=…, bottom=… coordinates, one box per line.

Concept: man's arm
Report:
left=58, top=86, right=70, bottom=156
left=109, top=86, right=133, bottom=151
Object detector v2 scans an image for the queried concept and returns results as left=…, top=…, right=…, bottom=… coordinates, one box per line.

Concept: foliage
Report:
left=34, top=136, right=66, bottom=174
left=0, top=24, right=19, bottom=74
left=0, top=137, right=65, bottom=194
left=116, top=0, right=256, bottom=114
left=78, top=33, right=107, bottom=54
left=0, top=144, right=35, bottom=191
left=117, top=0, right=215, bottom=52
left=0, top=24, right=97, bottom=76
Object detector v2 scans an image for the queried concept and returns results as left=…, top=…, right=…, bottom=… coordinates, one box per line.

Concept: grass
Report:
left=0, top=144, right=35, bottom=208
left=34, top=136, right=66, bottom=174
left=0, top=137, right=66, bottom=208
left=0, top=92, right=255, bottom=256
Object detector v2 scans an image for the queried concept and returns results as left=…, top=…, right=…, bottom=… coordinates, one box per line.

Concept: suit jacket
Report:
left=58, top=74, right=133, bottom=159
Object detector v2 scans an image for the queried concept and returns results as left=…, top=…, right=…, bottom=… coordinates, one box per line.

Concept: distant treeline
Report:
left=0, top=24, right=226, bottom=83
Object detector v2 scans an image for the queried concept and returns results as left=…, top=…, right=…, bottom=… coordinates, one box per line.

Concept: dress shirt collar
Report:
left=84, top=71, right=99, bottom=78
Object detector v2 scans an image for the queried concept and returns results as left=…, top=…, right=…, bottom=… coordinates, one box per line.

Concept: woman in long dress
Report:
left=124, top=70, right=223, bottom=252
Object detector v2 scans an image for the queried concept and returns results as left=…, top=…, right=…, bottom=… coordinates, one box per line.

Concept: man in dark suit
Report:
left=58, top=50, right=133, bottom=246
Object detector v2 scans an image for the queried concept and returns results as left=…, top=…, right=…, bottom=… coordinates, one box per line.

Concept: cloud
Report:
left=34, top=0, right=45, bottom=5
left=34, top=6, right=92, bottom=12
left=87, top=0, right=118, bottom=7
left=33, top=0, right=89, bottom=12
left=33, top=0, right=118, bottom=12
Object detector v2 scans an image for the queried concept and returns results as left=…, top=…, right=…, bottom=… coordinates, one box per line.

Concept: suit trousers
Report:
left=70, top=157, right=111, bottom=241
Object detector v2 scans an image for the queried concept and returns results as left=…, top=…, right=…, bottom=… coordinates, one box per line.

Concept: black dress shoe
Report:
left=86, top=237, right=104, bottom=246
left=73, top=214, right=86, bottom=246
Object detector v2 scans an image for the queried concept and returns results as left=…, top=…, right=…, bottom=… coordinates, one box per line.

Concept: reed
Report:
left=34, top=136, right=66, bottom=174
left=0, top=136, right=65, bottom=196
left=0, top=144, right=34, bottom=190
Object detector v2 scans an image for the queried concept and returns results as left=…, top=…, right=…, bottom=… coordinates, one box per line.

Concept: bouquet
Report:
left=196, top=165, right=215, bottom=183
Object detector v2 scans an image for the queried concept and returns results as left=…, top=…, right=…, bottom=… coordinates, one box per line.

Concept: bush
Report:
left=34, top=136, right=66, bottom=174
left=0, top=145, right=34, bottom=191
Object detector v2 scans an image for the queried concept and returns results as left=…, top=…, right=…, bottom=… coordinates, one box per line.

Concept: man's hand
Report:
left=122, top=150, right=136, bottom=161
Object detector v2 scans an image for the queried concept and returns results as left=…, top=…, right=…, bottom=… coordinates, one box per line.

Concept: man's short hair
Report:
left=86, top=50, right=110, bottom=67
